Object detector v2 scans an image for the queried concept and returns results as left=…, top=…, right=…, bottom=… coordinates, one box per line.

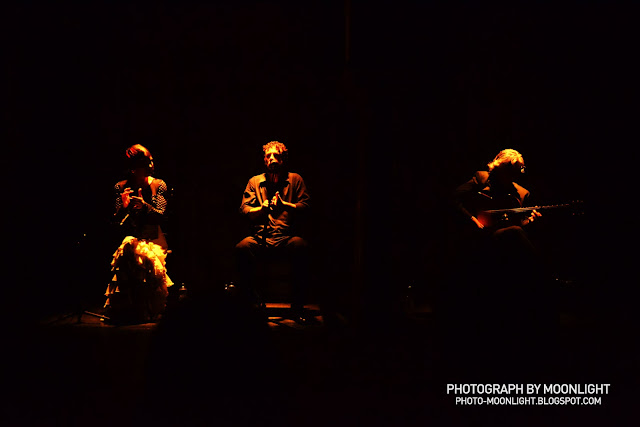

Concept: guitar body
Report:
left=455, top=171, right=583, bottom=235
left=471, top=189, right=525, bottom=232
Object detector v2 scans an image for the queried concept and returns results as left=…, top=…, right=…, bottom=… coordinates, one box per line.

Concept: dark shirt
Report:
left=453, top=170, right=530, bottom=230
left=239, top=172, right=310, bottom=245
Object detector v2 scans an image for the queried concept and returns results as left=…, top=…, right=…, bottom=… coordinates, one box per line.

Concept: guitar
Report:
left=476, top=200, right=584, bottom=231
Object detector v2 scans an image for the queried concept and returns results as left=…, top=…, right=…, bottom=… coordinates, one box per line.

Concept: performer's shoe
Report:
left=291, top=309, right=319, bottom=326
left=293, top=314, right=309, bottom=325
left=554, top=277, right=575, bottom=286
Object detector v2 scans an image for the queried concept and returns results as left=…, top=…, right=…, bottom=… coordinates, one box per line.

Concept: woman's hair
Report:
left=487, top=149, right=524, bottom=172
left=125, top=144, right=154, bottom=174
left=262, top=140, right=288, bottom=162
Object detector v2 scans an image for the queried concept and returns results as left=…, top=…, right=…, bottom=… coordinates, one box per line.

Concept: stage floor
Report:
left=3, top=296, right=635, bottom=426
left=40, top=302, right=328, bottom=331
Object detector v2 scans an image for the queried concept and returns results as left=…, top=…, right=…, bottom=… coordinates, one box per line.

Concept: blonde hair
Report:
left=487, top=149, right=524, bottom=171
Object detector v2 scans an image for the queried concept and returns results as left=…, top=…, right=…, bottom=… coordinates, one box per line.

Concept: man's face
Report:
left=494, top=162, right=525, bottom=184
left=264, top=147, right=283, bottom=172
left=507, top=162, right=525, bottom=177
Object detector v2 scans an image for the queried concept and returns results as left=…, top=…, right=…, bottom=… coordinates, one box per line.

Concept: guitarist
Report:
left=453, top=148, right=541, bottom=233
left=445, top=149, right=555, bottom=372
left=448, top=149, right=548, bottom=326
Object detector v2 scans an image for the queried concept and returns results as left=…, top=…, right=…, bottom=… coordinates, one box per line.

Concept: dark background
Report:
left=6, top=1, right=634, bottom=324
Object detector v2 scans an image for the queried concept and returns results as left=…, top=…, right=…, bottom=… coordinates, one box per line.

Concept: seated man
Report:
left=234, top=141, right=312, bottom=323
left=452, top=148, right=541, bottom=271
left=449, top=148, right=546, bottom=328
left=445, top=148, right=551, bottom=372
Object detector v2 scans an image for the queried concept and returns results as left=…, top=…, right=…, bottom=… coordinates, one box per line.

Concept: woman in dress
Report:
left=105, top=144, right=173, bottom=323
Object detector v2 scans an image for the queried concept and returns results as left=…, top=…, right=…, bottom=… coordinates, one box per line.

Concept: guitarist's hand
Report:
left=471, top=216, right=485, bottom=229
left=522, top=209, right=541, bottom=226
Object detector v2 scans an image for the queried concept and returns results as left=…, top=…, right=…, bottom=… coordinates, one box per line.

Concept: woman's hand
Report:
left=121, top=187, right=134, bottom=208
left=129, top=188, right=145, bottom=210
